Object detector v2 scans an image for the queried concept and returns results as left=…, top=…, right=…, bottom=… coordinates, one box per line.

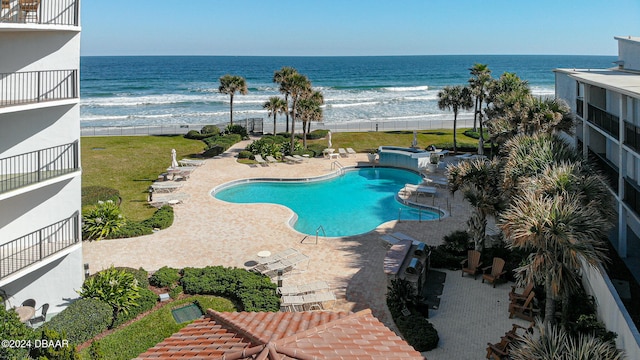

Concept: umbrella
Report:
left=327, top=131, right=332, bottom=148
left=412, top=130, right=418, bottom=148
left=171, top=149, right=178, bottom=169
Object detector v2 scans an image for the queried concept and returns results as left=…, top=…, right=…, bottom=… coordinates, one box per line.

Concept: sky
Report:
left=81, top=0, right=640, bottom=57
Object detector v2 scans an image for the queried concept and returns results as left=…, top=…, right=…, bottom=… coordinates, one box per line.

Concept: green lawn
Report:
left=81, top=295, right=236, bottom=360
left=81, top=135, right=205, bottom=222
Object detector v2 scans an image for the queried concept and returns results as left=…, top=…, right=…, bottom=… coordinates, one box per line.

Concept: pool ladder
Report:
left=331, top=161, right=344, bottom=174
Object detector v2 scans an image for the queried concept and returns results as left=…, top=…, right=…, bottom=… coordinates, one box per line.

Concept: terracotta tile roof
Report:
left=135, top=309, right=425, bottom=360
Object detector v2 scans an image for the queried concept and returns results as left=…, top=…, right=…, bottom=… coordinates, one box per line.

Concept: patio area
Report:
left=83, top=138, right=527, bottom=359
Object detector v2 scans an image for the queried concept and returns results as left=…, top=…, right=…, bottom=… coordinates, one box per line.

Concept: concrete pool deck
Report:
left=83, top=138, right=528, bottom=359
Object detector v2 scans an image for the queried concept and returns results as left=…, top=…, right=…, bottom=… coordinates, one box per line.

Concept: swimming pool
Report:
left=213, top=167, right=441, bottom=237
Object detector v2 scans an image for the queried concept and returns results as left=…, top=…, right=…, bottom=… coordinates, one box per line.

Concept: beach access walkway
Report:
left=83, top=138, right=527, bottom=359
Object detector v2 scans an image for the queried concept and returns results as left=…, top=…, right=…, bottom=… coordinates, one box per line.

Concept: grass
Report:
left=81, top=295, right=236, bottom=360
left=81, top=135, right=205, bottom=222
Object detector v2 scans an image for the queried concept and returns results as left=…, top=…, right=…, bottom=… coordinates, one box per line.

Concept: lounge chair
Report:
left=509, top=283, right=534, bottom=303
left=281, top=291, right=336, bottom=311
left=179, top=159, right=205, bottom=166
left=265, top=155, right=278, bottom=164
left=482, top=257, right=507, bottom=287
left=293, top=154, right=308, bottom=162
left=402, top=184, right=437, bottom=198
left=251, top=248, right=299, bottom=269
left=283, top=155, right=302, bottom=164
left=258, top=252, right=309, bottom=277
left=149, top=193, right=190, bottom=207
left=338, top=148, right=348, bottom=157
left=455, top=153, right=472, bottom=160
left=278, top=280, right=330, bottom=296
left=509, top=291, right=539, bottom=321
left=388, top=232, right=423, bottom=245
left=254, top=154, right=268, bottom=166
left=150, top=182, right=183, bottom=193
left=346, top=148, right=357, bottom=156
left=461, top=250, right=482, bottom=279
left=421, top=177, right=449, bottom=188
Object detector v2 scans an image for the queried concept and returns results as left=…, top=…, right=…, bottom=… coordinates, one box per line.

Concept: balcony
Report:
left=576, top=98, right=584, bottom=118
left=588, top=148, right=619, bottom=193
left=624, top=177, right=640, bottom=218
left=0, top=0, right=79, bottom=26
left=0, top=70, right=77, bottom=109
left=587, top=103, right=620, bottom=140
left=0, top=212, right=79, bottom=280
left=0, top=141, right=79, bottom=194
left=624, top=121, right=640, bottom=154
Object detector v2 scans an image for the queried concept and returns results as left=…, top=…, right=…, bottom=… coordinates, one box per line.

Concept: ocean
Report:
left=80, top=55, right=617, bottom=129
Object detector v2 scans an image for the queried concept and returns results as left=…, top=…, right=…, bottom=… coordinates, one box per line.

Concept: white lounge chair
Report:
left=149, top=192, right=190, bottom=207
left=259, top=252, right=309, bottom=277
left=292, top=155, right=308, bottom=162
left=277, top=280, right=330, bottom=296
left=179, top=159, right=205, bottom=166
left=455, top=153, right=473, bottom=160
left=251, top=248, right=299, bottom=270
left=281, top=291, right=336, bottom=311
left=346, top=148, right=357, bottom=156
left=422, top=177, right=448, bottom=188
left=150, top=182, right=183, bottom=193
left=254, top=154, right=268, bottom=166
left=389, top=232, right=423, bottom=246
left=338, top=148, right=348, bottom=157
left=265, top=155, right=278, bottom=164
left=402, top=184, right=437, bottom=197
left=283, top=155, right=302, bottom=164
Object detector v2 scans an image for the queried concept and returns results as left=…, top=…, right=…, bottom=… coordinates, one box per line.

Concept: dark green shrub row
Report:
left=169, top=286, right=183, bottom=300
left=108, top=206, right=174, bottom=239
left=394, top=316, right=439, bottom=352
left=111, top=288, right=158, bottom=328
left=184, top=130, right=213, bottom=140
left=246, top=135, right=289, bottom=158
left=181, top=266, right=279, bottom=312
left=149, top=266, right=181, bottom=289
left=429, top=246, right=465, bottom=269
left=30, top=328, right=81, bottom=360
left=305, top=129, right=330, bottom=140
left=306, top=144, right=326, bottom=157
left=0, top=305, right=36, bottom=360
left=226, top=124, right=248, bottom=139
left=201, top=125, right=220, bottom=136
left=81, top=186, right=120, bottom=208
left=463, top=129, right=490, bottom=140
left=44, top=298, right=113, bottom=345
left=202, top=134, right=242, bottom=157
left=238, top=150, right=252, bottom=159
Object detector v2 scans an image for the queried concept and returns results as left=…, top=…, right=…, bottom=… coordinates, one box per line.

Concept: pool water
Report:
left=213, top=167, right=440, bottom=237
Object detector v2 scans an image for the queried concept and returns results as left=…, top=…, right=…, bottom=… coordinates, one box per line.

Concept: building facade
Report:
left=0, top=0, right=82, bottom=316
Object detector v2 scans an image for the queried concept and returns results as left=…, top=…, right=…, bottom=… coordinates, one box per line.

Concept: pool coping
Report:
left=210, top=165, right=448, bottom=238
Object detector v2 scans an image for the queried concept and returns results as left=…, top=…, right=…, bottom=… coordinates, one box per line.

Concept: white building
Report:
left=555, top=36, right=640, bottom=357
left=0, top=0, right=82, bottom=317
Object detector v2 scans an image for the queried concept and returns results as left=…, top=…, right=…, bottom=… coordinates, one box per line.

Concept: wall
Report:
left=617, top=37, right=640, bottom=72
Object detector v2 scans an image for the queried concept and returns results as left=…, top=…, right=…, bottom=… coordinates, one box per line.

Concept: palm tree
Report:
left=218, top=74, right=248, bottom=126
left=437, top=85, right=473, bottom=154
left=263, top=96, right=288, bottom=135
left=447, top=157, right=507, bottom=251
left=469, top=64, right=492, bottom=154
left=285, top=73, right=311, bottom=153
left=484, top=72, right=531, bottom=145
left=296, top=89, right=324, bottom=148
left=273, top=66, right=297, bottom=133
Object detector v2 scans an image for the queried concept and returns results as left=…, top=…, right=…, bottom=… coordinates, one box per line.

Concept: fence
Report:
left=0, top=0, right=79, bottom=26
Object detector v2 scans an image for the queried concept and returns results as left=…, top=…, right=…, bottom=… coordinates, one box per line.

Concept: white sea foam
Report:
left=326, top=102, right=379, bottom=108
left=383, top=85, right=430, bottom=92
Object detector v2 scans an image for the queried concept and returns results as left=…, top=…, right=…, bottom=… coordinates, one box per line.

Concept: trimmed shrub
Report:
left=226, top=124, right=248, bottom=138
left=29, top=328, right=81, bottom=360
left=394, top=316, right=439, bottom=351
left=140, top=205, right=174, bottom=230
left=306, top=144, right=327, bottom=158
left=44, top=298, right=113, bottom=345
left=463, top=129, right=489, bottom=140
left=111, top=288, right=158, bottom=328
left=169, top=286, right=183, bottom=300
left=306, top=129, right=330, bottom=140
left=202, top=134, right=242, bottom=157
left=81, top=186, right=120, bottom=208
left=201, top=125, right=220, bottom=135
left=238, top=150, right=253, bottom=159
left=149, top=266, right=181, bottom=289
left=181, top=266, right=279, bottom=312
left=184, top=130, right=214, bottom=140
left=108, top=221, right=153, bottom=238
left=0, top=305, right=36, bottom=360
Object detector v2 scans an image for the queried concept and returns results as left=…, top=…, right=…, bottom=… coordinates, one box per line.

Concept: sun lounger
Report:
left=150, top=182, right=183, bottom=193
left=422, top=177, right=448, bottom=188
left=259, top=252, right=309, bottom=277
left=278, top=280, right=330, bottom=295
left=455, top=153, right=473, bottom=160
left=179, top=159, right=205, bottom=166
left=149, top=192, right=190, bottom=207
left=338, top=148, right=348, bottom=157
left=254, top=154, right=268, bottom=166
left=402, top=184, right=437, bottom=198
left=251, top=248, right=299, bottom=270
left=293, top=155, right=308, bottom=162
left=283, top=155, right=302, bottom=164
left=281, top=291, right=336, bottom=311
left=265, top=155, right=278, bottom=164
left=389, top=232, right=423, bottom=245
left=346, top=148, right=357, bottom=156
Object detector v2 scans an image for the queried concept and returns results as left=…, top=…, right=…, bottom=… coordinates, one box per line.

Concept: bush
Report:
left=81, top=186, right=120, bottom=208
left=140, top=205, right=174, bottom=230
left=463, top=129, right=489, bottom=140
left=201, top=125, right=220, bottom=136
left=88, top=340, right=105, bottom=360
left=0, top=305, right=36, bottom=360
left=394, top=316, right=439, bottom=351
left=82, top=200, right=126, bottom=241
left=306, top=129, right=329, bottom=140
left=226, top=124, right=248, bottom=138
left=306, top=144, right=326, bottom=157
left=108, top=221, right=153, bottom=238
left=29, top=328, right=81, bottom=360
left=442, top=230, right=472, bottom=255
left=181, top=266, right=279, bottom=312
left=429, top=246, right=465, bottom=269
left=238, top=150, right=253, bottom=159
left=114, top=267, right=150, bottom=289
left=202, top=134, right=242, bottom=157
left=44, top=298, right=113, bottom=345
left=246, top=135, right=289, bottom=158
left=149, top=266, right=181, bottom=289
left=111, top=288, right=158, bottom=328
left=78, top=266, right=142, bottom=321
left=169, top=286, right=183, bottom=300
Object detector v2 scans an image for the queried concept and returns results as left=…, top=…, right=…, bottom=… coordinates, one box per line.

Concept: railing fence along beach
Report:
left=80, top=117, right=476, bottom=137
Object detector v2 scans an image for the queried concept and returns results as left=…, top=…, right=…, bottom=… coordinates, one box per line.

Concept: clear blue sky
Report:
left=81, top=0, right=640, bottom=56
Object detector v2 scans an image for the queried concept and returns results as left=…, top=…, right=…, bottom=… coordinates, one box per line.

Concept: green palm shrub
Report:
left=78, top=266, right=142, bottom=321
left=82, top=200, right=126, bottom=241
left=111, top=288, right=158, bottom=328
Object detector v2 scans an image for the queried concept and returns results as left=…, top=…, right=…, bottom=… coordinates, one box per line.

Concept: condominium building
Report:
left=0, top=0, right=82, bottom=316
left=555, top=35, right=640, bottom=356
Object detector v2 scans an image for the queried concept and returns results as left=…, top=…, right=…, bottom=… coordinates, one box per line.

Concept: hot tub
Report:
left=378, top=146, right=432, bottom=171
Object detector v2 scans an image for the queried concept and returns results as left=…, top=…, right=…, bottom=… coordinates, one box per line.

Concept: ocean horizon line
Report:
left=80, top=53, right=617, bottom=58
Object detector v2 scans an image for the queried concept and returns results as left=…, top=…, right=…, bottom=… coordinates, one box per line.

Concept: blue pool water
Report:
left=213, top=167, right=440, bottom=237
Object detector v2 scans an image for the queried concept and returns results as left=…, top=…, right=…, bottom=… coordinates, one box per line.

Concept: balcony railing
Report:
left=576, top=98, right=584, bottom=118
left=0, top=0, right=79, bottom=26
left=588, top=149, right=619, bottom=192
left=624, top=177, right=640, bottom=218
left=0, top=69, right=77, bottom=108
left=624, top=121, right=640, bottom=154
left=0, top=212, right=79, bottom=280
left=587, top=103, right=620, bottom=140
left=0, top=141, right=79, bottom=194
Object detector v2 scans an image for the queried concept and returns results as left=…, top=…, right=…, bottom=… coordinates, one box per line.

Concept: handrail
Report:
left=0, top=70, right=78, bottom=108
left=315, top=225, right=326, bottom=244
left=331, top=161, right=344, bottom=173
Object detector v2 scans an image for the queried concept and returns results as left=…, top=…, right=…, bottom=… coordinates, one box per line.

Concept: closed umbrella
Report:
left=328, top=131, right=332, bottom=149
left=171, top=149, right=178, bottom=169
left=412, top=130, right=418, bottom=148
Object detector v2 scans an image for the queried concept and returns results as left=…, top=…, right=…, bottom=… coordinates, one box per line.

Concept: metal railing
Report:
left=587, top=103, right=620, bottom=140
left=0, top=0, right=79, bottom=26
left=624, top=121, right=640, bottom=154
left=587, top=149, right=619, bottom=193
left=0, top=212, right=79, bottom=279
left=0, top=69, right=78, bottom=108
left=624, top=177, right=640, bottom=219
left=576, top=98, right=584, bottom=118
left=0, top=141, right=79, bottom=194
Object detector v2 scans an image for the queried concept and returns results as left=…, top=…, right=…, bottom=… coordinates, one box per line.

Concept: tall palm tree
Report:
left=273, top=66, right=297, bottom=133
left=484, top=72, right=531, bottom=145
left=285, top=73, right=311, bottom=153
left=437, top=85, right=473, bottom=154
left=263, top=96, right=288, bottom=135
left=296, top=89, right=324, bottom=148
left=469, top=64, right=492, bottom=154
left=218, top=74, right=248, bottom=126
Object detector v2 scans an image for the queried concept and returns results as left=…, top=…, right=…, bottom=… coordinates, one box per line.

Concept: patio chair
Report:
left=486, top=336, right=511, bottom=360
left=1, top=0, right=9, bottom=10
left=259, top=252, right=309, bottom=277
left=402, top=184, right=437, bottom=198
left=509, top=283, right=534, bottom=303
left=461, top=250, right=482, bottom=279
left=346, top=148, right=357, bottom=156
left=19, top=0, right=39, bottom=22
left=150, top=182, right=183, bottom=193
left=509, top=291, right=539, bottom=322
left=482, top=257, right=506, bottom=287
left=251, top=248, right=299, bottom=270
left=28, top=303, right=48, bottom=327
left=254, top=154, right=268, bottom=166
left=21, top=299, right=36, bottom=308
left=278, top=280, right=330, bottom=296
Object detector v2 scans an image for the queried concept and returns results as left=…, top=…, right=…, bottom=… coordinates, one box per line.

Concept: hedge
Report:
left=149, top=266, right=181, bottom=289
left=140, top=205, right=174, bottom=229
left=181, top=266, right=280, bottom=312
left=306, top=129, right=330, bottom=140
left=44, top=298, right=113, bottom=345
left=202, top=134, right=242, bottom=157
left=108, top=206, right=174, bottom=239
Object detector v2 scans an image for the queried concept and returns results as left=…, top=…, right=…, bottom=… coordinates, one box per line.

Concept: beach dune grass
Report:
left=81, top=135, right=205, bottom=222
